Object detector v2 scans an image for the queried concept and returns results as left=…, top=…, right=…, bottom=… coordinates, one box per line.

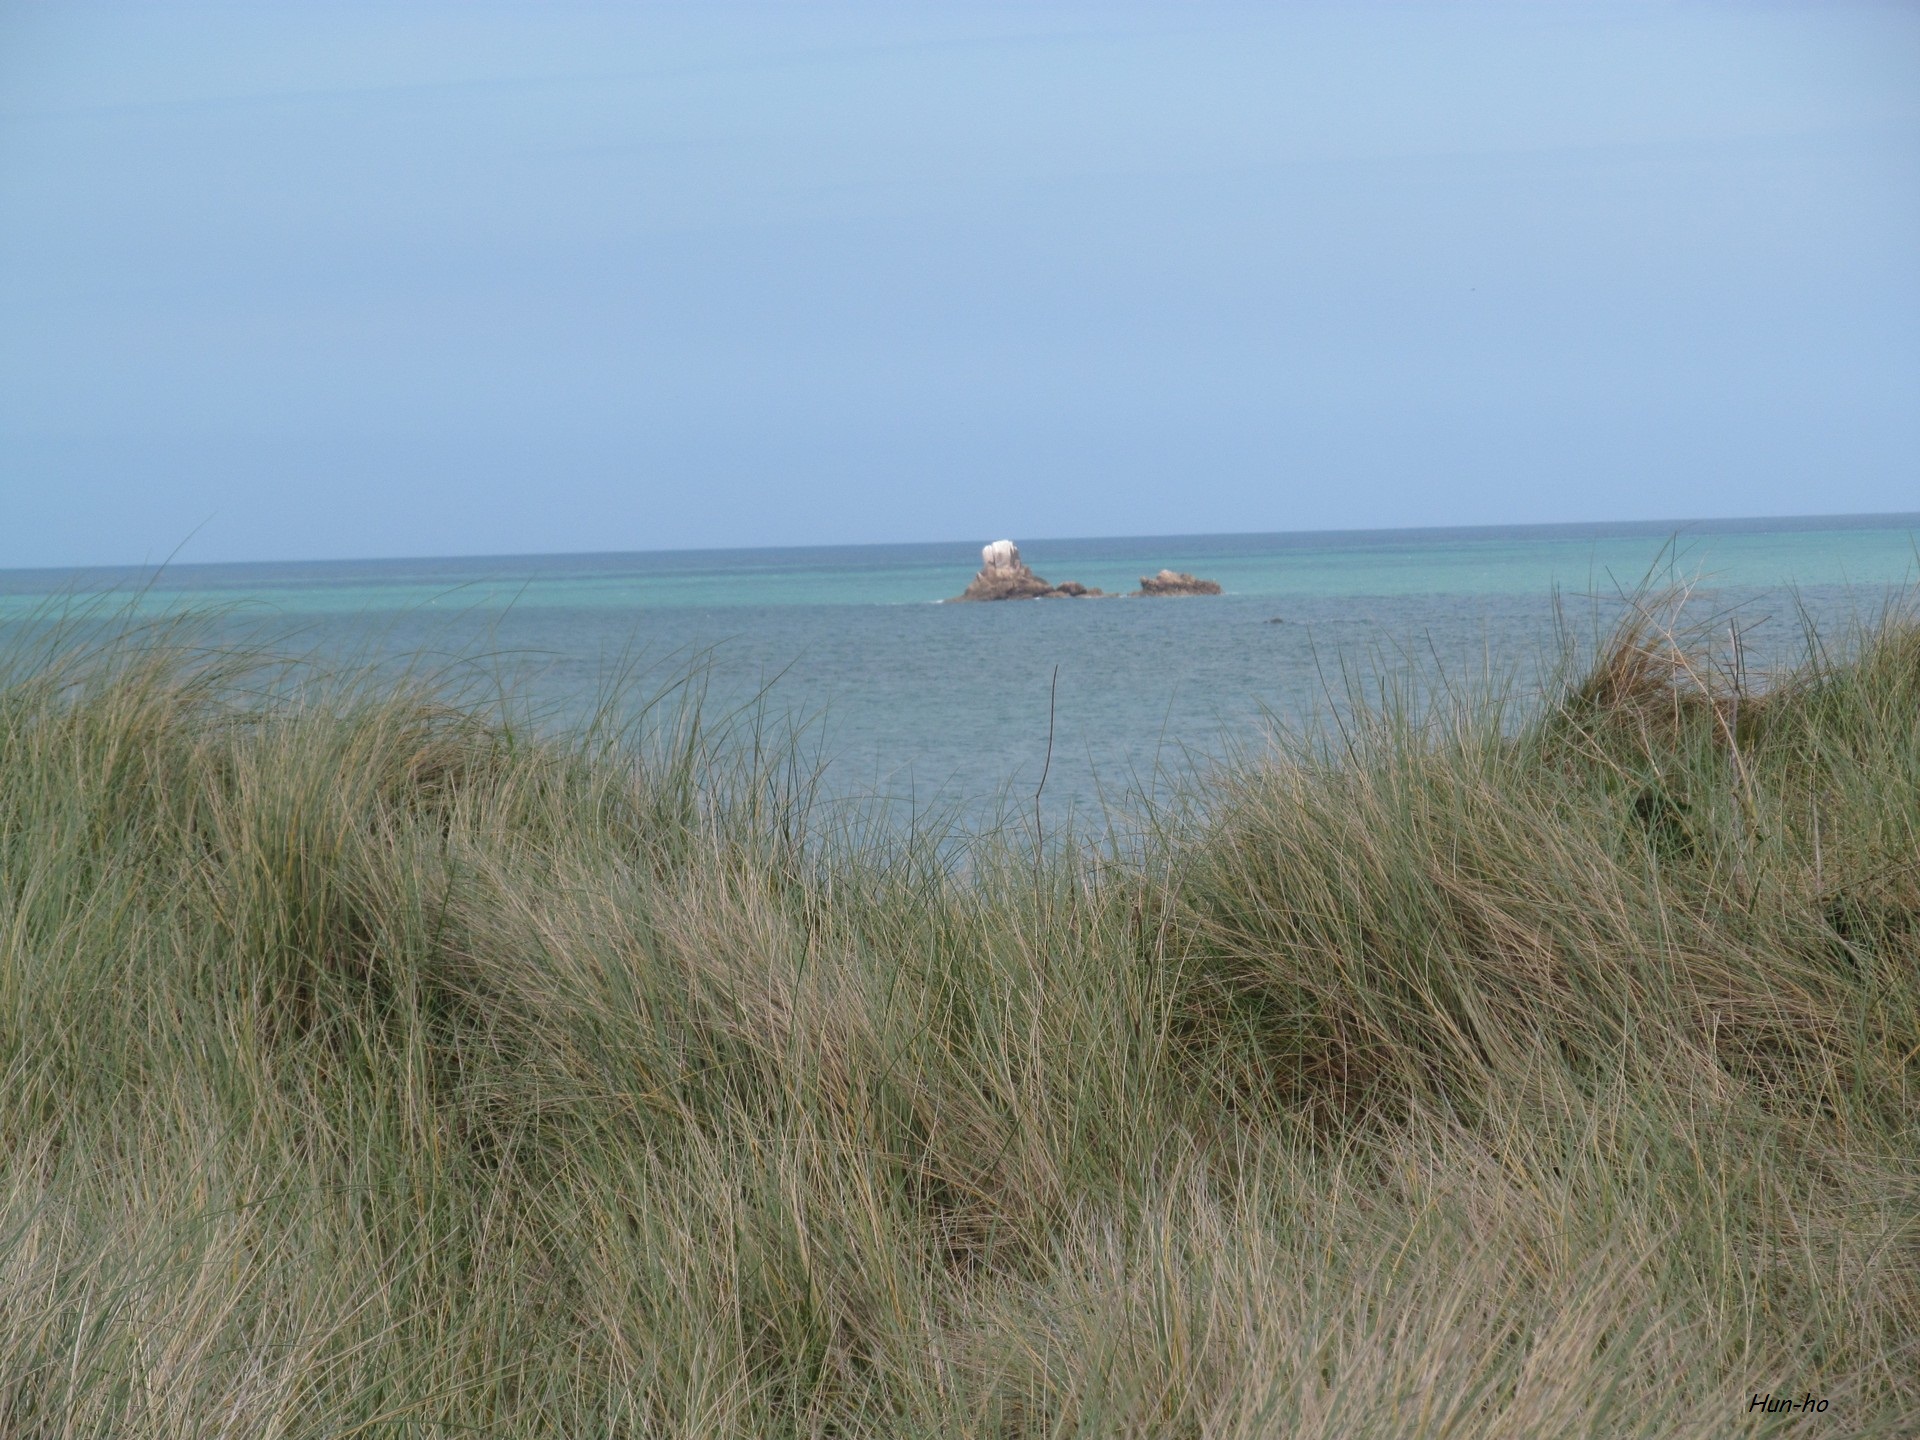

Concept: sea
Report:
left=4, top=514, right=1916, bottom=836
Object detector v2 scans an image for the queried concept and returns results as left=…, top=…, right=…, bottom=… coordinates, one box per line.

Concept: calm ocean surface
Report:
left=6, top=515, right=1916, bottom=833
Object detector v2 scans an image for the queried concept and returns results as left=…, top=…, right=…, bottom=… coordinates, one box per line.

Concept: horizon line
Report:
left=7, top=508, right=1920, bottom=579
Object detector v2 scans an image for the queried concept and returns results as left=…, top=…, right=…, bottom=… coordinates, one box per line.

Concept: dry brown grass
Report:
left=2, top=604, right=1917, bottom=1435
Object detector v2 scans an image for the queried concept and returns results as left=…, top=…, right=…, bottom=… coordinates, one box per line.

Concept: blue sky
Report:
left=2, top=1, right=1916, bottom=568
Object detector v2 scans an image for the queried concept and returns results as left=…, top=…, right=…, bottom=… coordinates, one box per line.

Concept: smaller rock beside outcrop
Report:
left=1135, top=569, right=1222, bottom=597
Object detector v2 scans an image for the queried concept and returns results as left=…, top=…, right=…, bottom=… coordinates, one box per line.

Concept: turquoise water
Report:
left=5, top=514, right=1916, bottom=831
left=6, top=515, right=1916, bottom=616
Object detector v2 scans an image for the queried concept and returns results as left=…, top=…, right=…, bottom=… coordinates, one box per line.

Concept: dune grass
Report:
left=1, top=599, right=1917, bottom=1437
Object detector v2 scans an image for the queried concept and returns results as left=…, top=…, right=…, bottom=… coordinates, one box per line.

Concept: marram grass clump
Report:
left=2, top=605, right=1917, bottom=1437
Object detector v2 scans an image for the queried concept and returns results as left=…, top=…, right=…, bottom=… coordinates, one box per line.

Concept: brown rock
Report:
left=954, top=566, right=1058, bottom=601
left=948, top=539, right=1105, bottom=601
left=1135, top=569, right=1222, bottom=597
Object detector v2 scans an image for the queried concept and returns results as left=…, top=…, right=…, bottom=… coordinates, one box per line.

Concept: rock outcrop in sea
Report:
left=1136, top=569, right=1223, bottom=597
left=950, top=540, right=1106, bottom=601
left=948, top=541, right=1221, bottom=601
